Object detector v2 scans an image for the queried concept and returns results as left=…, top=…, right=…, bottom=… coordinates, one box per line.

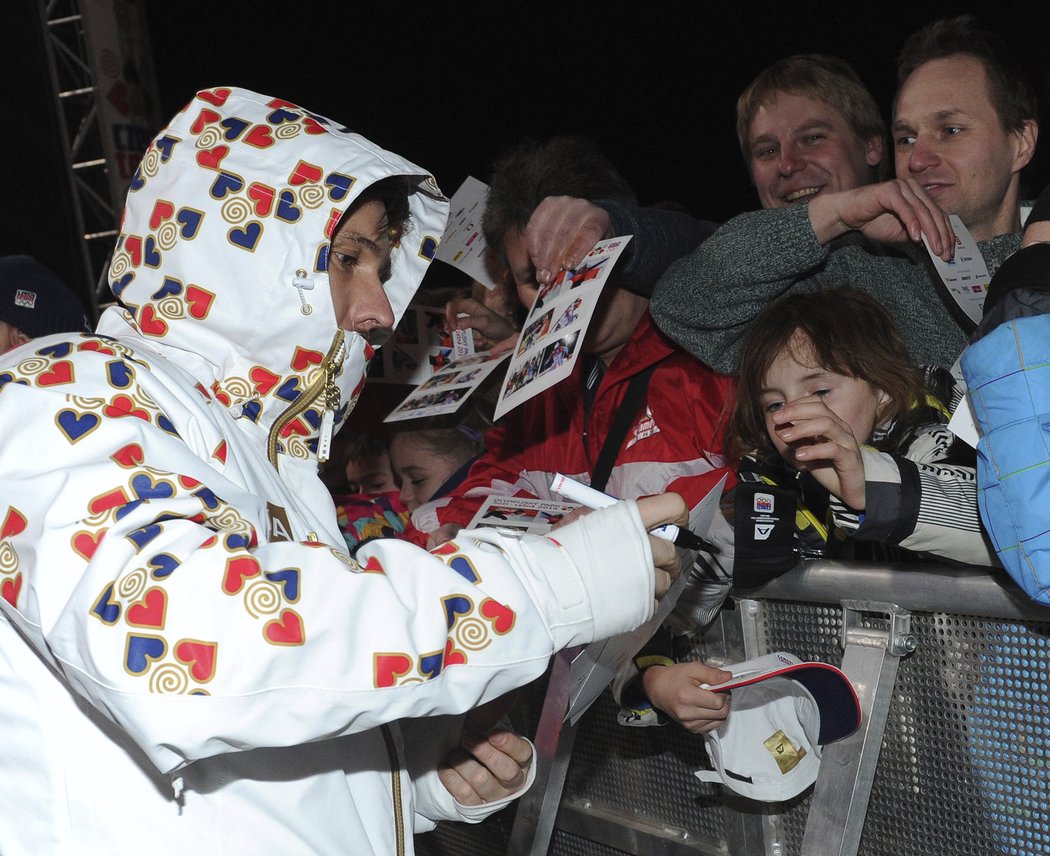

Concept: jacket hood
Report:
left=97, top=86, right=448, bottom=460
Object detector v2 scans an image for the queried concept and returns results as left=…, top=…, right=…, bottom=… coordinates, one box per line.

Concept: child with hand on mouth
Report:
left=726, top=286, right=996, bottom=570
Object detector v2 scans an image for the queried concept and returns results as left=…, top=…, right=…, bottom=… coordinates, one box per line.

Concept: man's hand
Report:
left=771, top=395, right=867, bottom=510
left=427, top=523, right=462, bottom=550
left=641, top=661, right=732, bottom=734
left=554, top=491, right=688, bottom=598
left=526, top=196, right=612, bottom=285
left=636, top=492, right=689, bottom=597
left=808, top=179, right=956, bottom=260
left=444, top=296, right=519, bottom=345
left=437, top=695, right=533, bottom=806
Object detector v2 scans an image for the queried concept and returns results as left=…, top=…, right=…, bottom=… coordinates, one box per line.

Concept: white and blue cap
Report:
left=695, top=651, right=861, bottom=802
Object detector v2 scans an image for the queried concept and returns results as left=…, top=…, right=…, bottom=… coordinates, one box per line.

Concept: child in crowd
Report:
left=328, top=431, right=410, bottom=551
left=343, top=431, right=399, bottom=494
left=390, top=399, right=491, bottom=514
left=389, top=415, right=487, bottom=515
left=727, top=286, right=996, bottom=572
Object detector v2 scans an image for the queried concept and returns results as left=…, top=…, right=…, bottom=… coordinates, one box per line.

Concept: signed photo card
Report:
left=492, top=235, right=632, bottom=420
left=466, top=495, right=578, bottom=536
left=368, top=303, right=474, bottom=385
left=384, top=349, right=511, bottom=423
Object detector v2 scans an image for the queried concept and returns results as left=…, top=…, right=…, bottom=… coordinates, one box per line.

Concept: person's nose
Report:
left=341, top=270, right=395, bottom=339
left=778, top=144, right=806, bottom=176
left=905, top=135, right=940, bottom=175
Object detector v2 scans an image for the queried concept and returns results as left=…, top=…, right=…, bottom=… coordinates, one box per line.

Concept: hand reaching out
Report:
left=444, top=296, right=519, bottom=346
left=526, top=196, right=612, bottom=285
left=641, top=661, right=732, bottom=734
left=438, top=694, right=533, bottom=806
left=807, top=179, right=956, bottom=260
left=770, top=394, right=868, bottom=510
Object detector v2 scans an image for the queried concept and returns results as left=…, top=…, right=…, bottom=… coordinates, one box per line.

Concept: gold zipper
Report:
left=266, top=331, right=345, bottom=468
left=381, top=724, right=406, bottom=856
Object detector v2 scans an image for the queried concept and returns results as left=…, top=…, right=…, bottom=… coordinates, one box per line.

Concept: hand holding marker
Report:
left=550, top=473, right=718, bottom=554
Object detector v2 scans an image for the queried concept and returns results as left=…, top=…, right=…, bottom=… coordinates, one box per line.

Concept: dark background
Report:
left=4, top=1, right=1048, bottom=317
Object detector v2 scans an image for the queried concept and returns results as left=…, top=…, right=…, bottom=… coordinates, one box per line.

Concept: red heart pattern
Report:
left=223, top=556, right=261, bottom=595
left=72, top=528, right=107, bottom=561
left=111, top=443, right=145, bottom=468
left=175, top=639, right=217, bottom=682
left=264, top=609, right=304, bottom=645
left=374, top=653, right=412, bottom=688
left=480, top=598, right=516, bottom=634
left=127, top=587, right=166, bottom=628
left=1, top=507, right=27, bottom=540
left=1, top=573, right=22, bottom=607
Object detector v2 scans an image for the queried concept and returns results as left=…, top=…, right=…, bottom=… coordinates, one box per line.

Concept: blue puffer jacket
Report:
left=962, top=314, right=1050, bottom=604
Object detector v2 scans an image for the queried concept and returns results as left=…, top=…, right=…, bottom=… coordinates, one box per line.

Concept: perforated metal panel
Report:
left=416, top=582, right=1050, bottom=856
left=557, top=690, right=724, bottom=839
left=758, top=604, right=1050, bottom=856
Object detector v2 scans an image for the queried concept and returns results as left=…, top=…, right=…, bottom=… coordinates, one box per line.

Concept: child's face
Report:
left=759, top=335, right=886, bottom=464
left=389, top=435, right=460, bottom=512
left=345, top=452, right=398, bottom=495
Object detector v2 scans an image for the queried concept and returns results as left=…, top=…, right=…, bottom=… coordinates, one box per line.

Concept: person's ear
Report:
left=875, top=388, right=893, bottom=420
left=865, top=134, right=885, bottom=168
left=1011, top=119, right=1039, bottom=174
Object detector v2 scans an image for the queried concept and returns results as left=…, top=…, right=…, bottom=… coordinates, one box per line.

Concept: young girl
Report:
left=727, top=286, right=996, bottom=569
left=389, top=420, right=486, bottom=513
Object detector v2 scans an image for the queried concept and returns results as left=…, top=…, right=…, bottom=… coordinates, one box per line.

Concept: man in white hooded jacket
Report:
left=0, top=87, right=679, bottom=854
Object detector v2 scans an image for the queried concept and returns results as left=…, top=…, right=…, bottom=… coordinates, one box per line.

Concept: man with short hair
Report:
left=414, top=136, right=737, bottom=735
left=0, top=255, right=89, bottom=354
left=649, top=19, right=1038, bottom=374
left=892, top=16, right=1038, bottom=243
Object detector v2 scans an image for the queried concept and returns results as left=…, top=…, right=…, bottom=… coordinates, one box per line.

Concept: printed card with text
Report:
left=466, top=495, right=578, bottom=535
left=367, top=304, right=475, bottom=386
left=492, top=235, right=633, bottom=420
left=433, top=176, right=497, bottom=289
left=384, top=349, right=510, bottom=422
left=922, top=214, right=991, bottom=326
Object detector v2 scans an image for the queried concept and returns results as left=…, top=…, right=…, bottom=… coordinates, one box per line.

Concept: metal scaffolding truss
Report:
left=38, top=0, right=118, bottom=317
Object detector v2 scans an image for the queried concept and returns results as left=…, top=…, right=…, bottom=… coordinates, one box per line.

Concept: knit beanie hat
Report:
left=0, top=255, right=90, bottom=339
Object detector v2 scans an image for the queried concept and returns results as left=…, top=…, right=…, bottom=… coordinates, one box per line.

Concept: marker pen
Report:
left=549, top=473, right=718, bottom=553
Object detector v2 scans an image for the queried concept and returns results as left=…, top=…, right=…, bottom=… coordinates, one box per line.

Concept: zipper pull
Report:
left=316, top=340, right=345, bottom=463
left=318, top=408, right=335, bottom=462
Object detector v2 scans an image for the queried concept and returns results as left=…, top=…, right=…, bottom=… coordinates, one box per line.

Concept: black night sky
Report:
left=4, top=1, right=1048, bottom=315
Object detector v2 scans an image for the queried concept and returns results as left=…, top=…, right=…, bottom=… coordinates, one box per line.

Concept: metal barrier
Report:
left=416, top=561, right=1050, bottom=856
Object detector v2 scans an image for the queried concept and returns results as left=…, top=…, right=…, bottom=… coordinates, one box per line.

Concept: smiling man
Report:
left=650, top=23, right=1038, bottom=374
left=893, top=17, right=1038, bottom=243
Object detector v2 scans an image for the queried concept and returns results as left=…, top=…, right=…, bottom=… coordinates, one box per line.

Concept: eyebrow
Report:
left=751, top=119, right=834, bottom=147
left=893, top=108, right=967, bottom=132
left=758, top=370, right=832, bottom=395
left=335, top=232, right=382, bottom=255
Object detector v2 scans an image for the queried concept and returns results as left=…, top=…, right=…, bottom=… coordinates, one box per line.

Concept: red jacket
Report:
left=415, top=311, right=736, bottom=533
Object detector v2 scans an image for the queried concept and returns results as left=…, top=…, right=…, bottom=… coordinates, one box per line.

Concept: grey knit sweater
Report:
left=650, top=202, right=1021, bottom=373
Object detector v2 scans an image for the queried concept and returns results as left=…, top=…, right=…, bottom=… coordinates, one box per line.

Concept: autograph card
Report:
left=368, top=304, right=475, bottom=386
left=922, top=214, right=991, bottom=326
left=465, top=495, right=578, bottom=535
left=433, top=176, right=498, bottom=289
left=384, top=349, right=510, bottom=422
left=492, top=235, right=633, bottom=420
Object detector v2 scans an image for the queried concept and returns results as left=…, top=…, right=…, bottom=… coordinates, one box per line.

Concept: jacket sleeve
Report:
left=649, top=205, right=833, bottom=372
left=593, top=199, right=718, bottom=298
left=963, top=314, right=1050, bottom=603
left=403, top=713, right=537, bottom=831
left=828, top=425, right=998, bottom=567
left=0, top=357, right=656, bottom=776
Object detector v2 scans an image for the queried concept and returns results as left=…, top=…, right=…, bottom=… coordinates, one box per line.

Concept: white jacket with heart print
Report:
left=0, top=87, right=656, bottom=855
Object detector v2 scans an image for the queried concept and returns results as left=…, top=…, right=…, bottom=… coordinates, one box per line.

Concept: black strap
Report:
left=589, top=364, right=656, bottom=492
